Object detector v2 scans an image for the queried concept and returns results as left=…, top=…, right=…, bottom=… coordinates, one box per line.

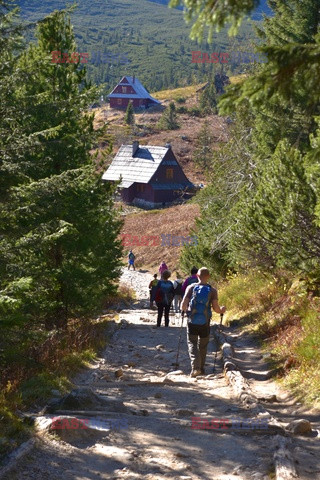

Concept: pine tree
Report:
left=125, top=101, right=135, bottom=125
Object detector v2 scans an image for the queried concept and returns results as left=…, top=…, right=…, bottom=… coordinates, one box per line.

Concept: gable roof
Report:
left=102, top=144, right=168, bottom=188
left=108, top=76, right=161, bottom=103
left=102, top=144, right=194, bottom=189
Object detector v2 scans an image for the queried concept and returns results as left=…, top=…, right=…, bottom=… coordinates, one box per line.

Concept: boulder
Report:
left=286, top=419, right=312, bottom=435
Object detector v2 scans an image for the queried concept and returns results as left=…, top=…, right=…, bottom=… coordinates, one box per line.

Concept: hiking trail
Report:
left=1, top=268, right=320, bottom=480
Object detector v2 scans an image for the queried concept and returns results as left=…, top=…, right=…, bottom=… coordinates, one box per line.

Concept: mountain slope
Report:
left=18, top=0, right=258, bottom=95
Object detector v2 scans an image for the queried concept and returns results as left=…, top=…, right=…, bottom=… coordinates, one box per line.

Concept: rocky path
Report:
left=1, top=269, right=320, bottom=480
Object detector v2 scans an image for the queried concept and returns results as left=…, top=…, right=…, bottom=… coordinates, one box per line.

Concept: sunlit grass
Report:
left=218, top=271, right=320, bottom=405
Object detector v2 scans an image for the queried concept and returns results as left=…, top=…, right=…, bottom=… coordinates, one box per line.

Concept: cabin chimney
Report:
left=133, top=75, right=135, bottom=83
left=132, top=140, right=139, bottom=156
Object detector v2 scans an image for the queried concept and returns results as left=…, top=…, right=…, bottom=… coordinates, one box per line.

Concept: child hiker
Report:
left=148, top=274, right=158, bottom=309
left=154, top=270, right=174, bottom=327
left=181, top=267, right=226, bottom=377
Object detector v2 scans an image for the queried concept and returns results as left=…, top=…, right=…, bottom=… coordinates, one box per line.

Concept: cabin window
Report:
left=137, top=184, right=145, bottom=193
left=166, top=168, right=173, bottom=179
left=122, top=86, right=127, bottom=93
left=139, top=99, right=143, bottom=106
left=117, top=98, right=122, bottom=105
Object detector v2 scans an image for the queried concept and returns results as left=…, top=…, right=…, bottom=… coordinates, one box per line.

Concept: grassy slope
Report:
left=219, top=272, right=320, bottom=406
left=18, top=0, right=257, bottom=95
left=120, top=202, right=200, bottom=274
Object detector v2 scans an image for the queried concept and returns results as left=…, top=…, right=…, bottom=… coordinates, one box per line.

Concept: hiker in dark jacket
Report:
left=154, top=270, right=174, bottom=327
left=181, top=266, right=198, bottom=294
left=128, top=250, right=135, bottom=270
left=148, top=273, right=158, bottom=309
left=173, top=272, right=183, bottom=313
left=181, top=267, right=226, bottom=377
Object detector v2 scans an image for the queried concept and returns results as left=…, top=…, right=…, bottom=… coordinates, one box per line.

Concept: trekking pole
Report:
left=213, top=313, right=224, bottom=373
left=172, top=311, right=185, bottom=368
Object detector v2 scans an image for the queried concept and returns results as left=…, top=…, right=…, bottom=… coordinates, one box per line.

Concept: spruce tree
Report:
left=125, top=101, right=135, bottom=125
left=1, top=10, right=122, bottom=329
left=199, top=81, right=218, bottom=115
left=158, top=101, right=179, bottom=130
left=193, top=120, right=213, bottom=168
left=216, top=0, right=320, bottom=279
left=180, top=105, right=256, bottom=278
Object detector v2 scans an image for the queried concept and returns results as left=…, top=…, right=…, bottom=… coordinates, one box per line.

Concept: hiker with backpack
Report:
left=128, top=250, right=136, bottom=270
left=148, top=273, right=158, bottom=309
left=181, top=266, right=198, bottom=294
left=154, top=270, right=174, bottom=327
left=159, top=261, right=168, bottom=279
left=173, top=272, right=183, bottom=313
left=181, top=267, right=226, bottom=377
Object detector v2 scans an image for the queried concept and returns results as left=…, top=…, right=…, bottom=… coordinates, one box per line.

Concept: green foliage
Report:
left=20, top=372, right=71, bottom=404
left=157, top=101, right=180, bottom=130
left=183, top=0, right=320, bottom=286
left=0, top=8, right=123, bottom=329
left=19, top=0, right=258, bottom=94
left=170, top=0, right=261, bottom=40
left=229, top=140, right=320, bottom=278
left=176, top=96, right=186, bottom=103
left=125, top=101, right=135, bottom=125
left=180, top=105, right=255, bottom=278
left=192, top=119, right=213, bottom=168
left=199, top=82, right=218, bottom=114
left=219, top=270, right=284, bottom=313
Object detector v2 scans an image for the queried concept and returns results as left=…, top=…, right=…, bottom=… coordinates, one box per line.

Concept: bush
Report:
left=188, top=107, right=202, bottom=117
left=176, top=106, right=188, bottom=114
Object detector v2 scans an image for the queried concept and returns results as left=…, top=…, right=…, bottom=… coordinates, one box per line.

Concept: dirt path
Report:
left=2, top=269, right=320, bottom=480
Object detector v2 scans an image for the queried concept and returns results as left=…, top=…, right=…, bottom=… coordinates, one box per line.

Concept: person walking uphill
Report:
left=128, top=250, right=136, bottom=270
left=159, top=261, right=168, bottom=279
left=154, top=270, right=174, bottom=327
left=148, top=274, right=158, bottom=309
left=181, top=267, right=226, bottom=377
left=173, top=272, right=183, bottom=313
left=181, top=266, right=198, bottom=294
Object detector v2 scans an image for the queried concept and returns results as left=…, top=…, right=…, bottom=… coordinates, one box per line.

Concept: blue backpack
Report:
left=189, top=284, right=212, bottom=325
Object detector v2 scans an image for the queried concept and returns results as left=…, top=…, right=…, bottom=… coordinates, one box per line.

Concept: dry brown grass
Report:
left=91, top=84, right=230, bottom=185
left=121, top=202, right=200, bottom=273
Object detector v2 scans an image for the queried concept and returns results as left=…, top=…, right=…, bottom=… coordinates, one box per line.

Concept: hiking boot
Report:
left=190, top=369, right=201, bottom=378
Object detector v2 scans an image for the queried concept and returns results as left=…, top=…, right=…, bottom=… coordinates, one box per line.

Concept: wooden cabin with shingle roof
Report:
left=108, top=75, right=161, bottom=110
left=102, top=141, right=194, bottom=208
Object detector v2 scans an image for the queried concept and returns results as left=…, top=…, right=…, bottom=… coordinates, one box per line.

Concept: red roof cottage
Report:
left=108, top=76, right=161, bottom=110
left=102, top=141, right=194, bottom=208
